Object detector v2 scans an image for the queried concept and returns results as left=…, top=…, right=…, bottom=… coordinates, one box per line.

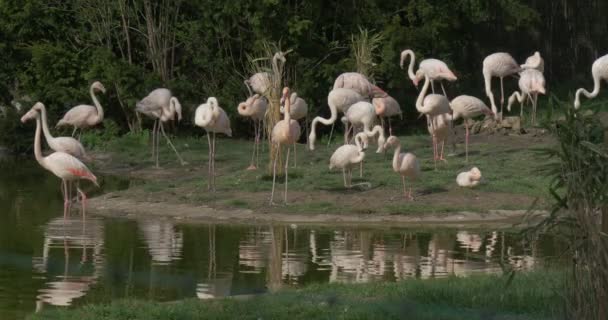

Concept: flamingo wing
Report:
left=58, top=105, right=96, bottom=127
left=45, top=152, right=96, bottom=181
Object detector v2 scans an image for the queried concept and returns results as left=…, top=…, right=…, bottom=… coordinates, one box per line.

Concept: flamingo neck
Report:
left=575, top=72, right=602, bottom=109
left=401, top=50, right=416, bottom=81
left=33, top=113, right=47, bottom=170
left=37, top=104, right=55, bottom=145
left=416, top=76, right=430, bottom=112
left=90, top=85, right=104, bottom=122
left=283, top=97, right=292, bottom=123
left=392, top=142, right=401, bottom=172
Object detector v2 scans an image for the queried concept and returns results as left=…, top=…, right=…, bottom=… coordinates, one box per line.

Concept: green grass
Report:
left=30, top=270, right=564, bottom=320
left=91, top=126, right=556, bottom=214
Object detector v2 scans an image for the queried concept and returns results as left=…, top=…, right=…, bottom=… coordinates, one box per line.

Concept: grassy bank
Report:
left=87, top=125, right=555, bottom=215
left=31, top=270, right=563, bottom=320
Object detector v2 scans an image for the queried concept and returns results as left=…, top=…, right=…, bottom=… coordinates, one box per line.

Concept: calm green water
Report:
left=0, top=159, right=565, bottom=319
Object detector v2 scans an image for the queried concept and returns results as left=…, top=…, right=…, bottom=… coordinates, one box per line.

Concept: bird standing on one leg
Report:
left=270, top=87, right=301, bottom=205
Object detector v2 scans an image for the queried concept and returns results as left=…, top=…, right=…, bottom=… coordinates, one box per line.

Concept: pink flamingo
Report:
left=507, top=69, right=546, bottom=125
left=456, top=167, right=482, bottom=188
left=574, top=53, right=608, bottom=109
left=280, top=91, right=308, bottom=167
left=136, top=88, right=184, bottom=167
left=238, top=94, right=268, bottom=170
left=21, top=108, right=98, bottom=218
left=56, top=81, right=106, bottom=138
left=383, top=136, right=420, bottom=200
left=416, top=74, right=452, bottom=168
left=449, top=95, right=494, bottom=162
left=482, top=52, right=521, bottom=118
left=521, top=51, right=544, bottom=72
left=372, top=89, right=402, bottom=135
left=195, top=97, right=232, bottom=192
left=333, top=72, right=375, bottom=99
left=400, top=49, right=457, bottom=95
left=329, top=132, right=367, bottom=188
left=270, top=87, right=301, bottom=204
left=426, top=113, right=452, bottom=162
left=342, top=101, right=386, bottom=153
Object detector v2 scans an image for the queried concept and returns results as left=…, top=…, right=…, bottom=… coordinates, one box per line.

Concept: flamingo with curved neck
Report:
left=574, top=54, right=608, bottom=109
left=56, top=81, right=106, bottom=138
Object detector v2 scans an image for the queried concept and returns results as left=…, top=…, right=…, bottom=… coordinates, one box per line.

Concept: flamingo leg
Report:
left=401, top=176, right=407, bottom=198
left=155, top=120, right=161, bottom=168
left=160, top=122, right=185, bottom=165
left=248, top=121, right=257, bottom=170
left=348, top=168, right=352, bottom=188
left=151, top=120, right=158, bottom=159
left=359, top=161, right=363, bottom=178
left=533, top=94, right=538, bottom=125
left=207, top=132, right=212, bottom=191
left=388, top=118, right=393, bottom=136
left=212, top=131, right=217, bottom=191
left=441, top=82, right=447, bottom=97
left=431, top=117, right=437, bottom=170
left=500, top=77, right=505, bottom=120
left=62, top=180, right=69, bottom=219
left=440, top=140, right=446, bottom=162
left=431, top=81, right=436, bottom=94
left=77, top=187, right=87, bottom=227
left=71, top=127, right=78, bottom=137
left=269, top=145, right=280, bottom=205
left=408, top=187, right=413, bottom=201
left=293, top=143, right=297, bottom=168
left=342, top=168, right=347, bottom=187
left=465, top=123, right=470, bottom=162
left=284, top=146, right=290, bottom=204
left=256, top=121, right=262, bottom=168
left=343, top=122, right=349, bottom=144
left=327, top=123, right=335, bottom=147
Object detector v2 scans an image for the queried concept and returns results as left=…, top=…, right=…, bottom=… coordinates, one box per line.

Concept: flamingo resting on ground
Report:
left=521, top=51, right=544, bottom=72
left=56, top=81, right=106, bottom=138
left=400, top=49, right=457, bottom=95
left=449, top=95, right=494, bottom=162
left=456, top=167, right=482, bottom=188
left=280, top=91, right=308, bottom=168
left=238, top=94, right=268, bottom=170
left=383, top=136, right=420, bottom=200
left=574, top=53, right=608, bottom=109
left=507, top=69, right=546, bottom=125
left=270, top=87, right=301, bottom=204
left=329, top=132, right=367, bottom=188
left=309, top=88, right=364, bottom=150
left=21, top=108, right=98, bottom=218
left=482, top=52, right=521, bottom=118
left=416, top=74, right=452, bottom=168
left=195, top=97, right=232, bottom=192
left=136, top=88, right=185, bottom=168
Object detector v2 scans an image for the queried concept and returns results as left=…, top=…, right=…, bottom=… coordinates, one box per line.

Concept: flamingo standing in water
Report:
left=21, top=108, right=98, bottom=218
left=270, top=87, right=301, bottom=205
left=136, top=88, right=185, bottom=168
left=574, top=53, right=608, bottom=109
left=56, top=81, right=106, bottom=138
left=449, top=95, right=494, bottom=162
left=482, top=52, right=521, bottom=118
left=195, top=97, right=232, bottom=192
left=238, top=94, right=268, bottom=170
left=400, top=49, right=457, bottom=95
left=383, top=136, right=420, bottom=200
left=329, top=132, right=367, bottom=188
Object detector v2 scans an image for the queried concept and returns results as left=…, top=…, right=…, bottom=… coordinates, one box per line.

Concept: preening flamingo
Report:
left=456, top=167, right=482, bottom=188
left=507, top=69, right=546, bottom=125
left=244, top=52, right=286, bottom=96
left=574, top=53, right=608, bottom=109
left=383, top=136, right=420, bottom=200
left=329, top=132, right=367, bottom=188
left=238, top=94, right=268, bottom=170
left=28, top=102, right=88, bottom=161
left=416, top=74, right=452, bottom=168
left=270, top=87, right=301, bottom=204
left=342, top=101, right=386, bottom=153
left=21, top=108, right=98, bottom=218
left=426, top=113, right=452, bottom=162
left=482, top=52, right=521, bottom=118
left=309, top=88, right=364, bottom=150
left=280, top=91, right=308, bottom=168
left=400, top=49, right=457, bottom=95
left=56, top=81, right=106, bottom=138
left=332, top=72, right=375, bottom=99
left=195, top=97, right=232, bottom=192
left=449, top=95, right=494, bottom=162
left=372, top=92, right=402, bottom=135
left=521, top=51, right=544, bottom=72
left=136, top=88, right=185, bottom=168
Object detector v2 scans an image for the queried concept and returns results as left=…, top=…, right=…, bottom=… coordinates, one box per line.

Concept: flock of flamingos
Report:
left=17, top=49, right=608, bottom=214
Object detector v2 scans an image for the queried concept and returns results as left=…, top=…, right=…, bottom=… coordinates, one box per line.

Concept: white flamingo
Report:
left=574, top=53, right=608, bottom=109
left=482, top=52, right=521, bottom=118
left=521, top=51, right=544, bottom=72
left=329, top=132, right=367, bottom=188
left=56, top=81, right=106, bottom=138
left=400, top=49, right=457, bottom=95
left=507, top=69, right=546, bottom=125
left=238, top=94, right=268, bottom=170
left=195, top=97, right=232, bottom=192
left=416, top=74, right=452, bottom=168
left=342, top=101, right=386, bottom=153
left=456, top=167, right=482, bottom=188
left=280, top=91, right=308, bottom=168
left=449, top=95, right=494, bottom=162
left=332, top=72, right=375, bottom=99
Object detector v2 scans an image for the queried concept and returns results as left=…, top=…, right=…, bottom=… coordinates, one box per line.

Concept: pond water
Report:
left=0, top=159, right=565, bottom=319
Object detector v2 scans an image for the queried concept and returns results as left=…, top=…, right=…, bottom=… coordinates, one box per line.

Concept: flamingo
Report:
left=482, top=52, right=521, bottom=118
left=449, top=95, right=494, bottom=162
left=372, top=92, right=402, bottom=135
left=521, top=51, right=544, bottom=72
left=416, top=74, right=452, bottom=168
left=574, top=53, right=608, bottom=109
left=21, top=108, right=98, bottom=218
left=238, top=94, right=268, bottom=170
left=136, top=88, right=185, bottom=168
left=329, top=132, right=367, bottom=188
left=280, top=91, right=308, bottom=168
left=426, top=113, right=452, bottom=162
left=400, top=49, right=457, bottom=95
left=194, top=97, right=232, bottom=192
left=332, top=72, right=375, bottom=99
left=56, top=81, right=106, bottom=138
left=383, top=136, right=420, bottom=200
left=270, top=87, right=301, bottom=205
left=456, top=167, right=482, bottom=188
left=342, top=101, right=386, bottom=153
left=244, top=52, right=286, bottom=95
left=309, top=88, right=364, bottom=150
left=507, top=69, right=546, bottom=125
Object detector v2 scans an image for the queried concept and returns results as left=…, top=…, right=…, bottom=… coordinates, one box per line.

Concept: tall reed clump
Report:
left=350, top=28, right=383, bottom=80
left=246, top=42, right=291, bottom=175
left=535, top=105, right=608, bottom=319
